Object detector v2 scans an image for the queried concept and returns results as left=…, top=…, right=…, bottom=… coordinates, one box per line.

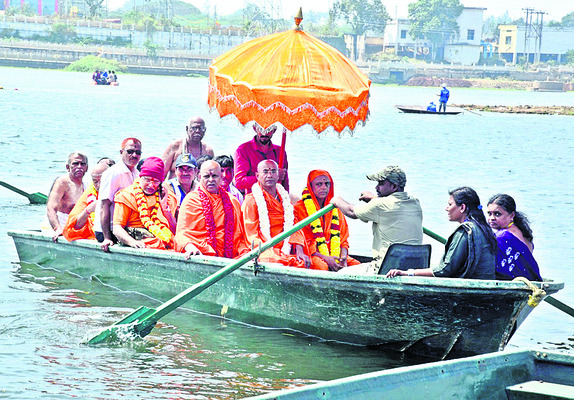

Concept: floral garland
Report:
left=197, top=187, right=235, bottom=258
left=302, top=187, right=341, bottom=258
left=86, top=183, right=98, bottom=225
left=133, top=186, right=172, bottom=243
left=251, top=182, right=293, bottom=254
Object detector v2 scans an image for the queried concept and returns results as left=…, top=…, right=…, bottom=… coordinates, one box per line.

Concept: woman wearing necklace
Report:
left=387, top=186, right=497, bottom=279
left=487, top=194, right=542, bottom=281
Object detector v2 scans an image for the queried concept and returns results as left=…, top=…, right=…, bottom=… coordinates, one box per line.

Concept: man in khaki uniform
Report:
left=331, top=165, right=423, bottom=275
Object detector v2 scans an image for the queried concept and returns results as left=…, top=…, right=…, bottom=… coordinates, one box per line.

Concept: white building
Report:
left=498, top=25, right=574, bottom=64
left=383, top=7, right=486, bottom=65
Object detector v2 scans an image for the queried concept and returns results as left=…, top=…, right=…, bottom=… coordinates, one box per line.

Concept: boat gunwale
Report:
left=8, top=229, right=564, bottom=294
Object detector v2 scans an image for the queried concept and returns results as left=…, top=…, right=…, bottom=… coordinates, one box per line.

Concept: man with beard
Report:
left=112, top=157, right=178, bottom=250
left=45, top=152, right=89, bottom=242
left=242, top=160, right=308, bottom=268
left=62, top=162, right=110, bottom=241
left=174, top=160, right=248, bottom=259
left=331, top=165, right=423, bottom=275
left=162, top=117, right=214, bottom=180
left=234, top=124, right=289, bottom=194
left=95, top=137, right=142, bottom=252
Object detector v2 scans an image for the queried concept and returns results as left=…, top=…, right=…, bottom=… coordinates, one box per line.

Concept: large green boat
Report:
left=8, top=229, right=563, bottom=360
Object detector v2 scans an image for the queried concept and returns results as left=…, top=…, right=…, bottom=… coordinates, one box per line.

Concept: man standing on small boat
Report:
left=95, top=137, right=142, bottom=252
left=438, top=84, right=450, bottom=113
left=331, top=165, right=423, bottom=275
left=62, top=162, right=110, bottom=242
left=45, top=152, right=89, bottom=242
left=234, top=124, right=289, bottom=194
left=162, top=117, right=214, bottom=180
left=242, top=160, right=308, bottom=268
left=174, top=160, right=248, bottom=259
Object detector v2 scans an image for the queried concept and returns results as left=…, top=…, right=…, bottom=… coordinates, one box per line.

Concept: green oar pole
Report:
left=86, top=204, right=336, bottom=345
left=423, top=226, right=574, bottom=318
left=0, top=181, right=48, bottom=204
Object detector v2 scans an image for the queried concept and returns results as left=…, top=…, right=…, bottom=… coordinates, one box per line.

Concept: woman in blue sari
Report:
left=487, top=194, right=542, bottom=281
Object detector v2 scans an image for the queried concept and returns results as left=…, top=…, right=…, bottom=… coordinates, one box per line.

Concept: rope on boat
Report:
left=513, top=277, right=546, bottom=307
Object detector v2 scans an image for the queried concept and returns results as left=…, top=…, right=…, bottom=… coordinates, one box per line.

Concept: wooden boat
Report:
left=395, top=105, right=462, bottom=114
left=8, top=229, right=563, bottom=360
left=243, top=348, right=574, bottom=399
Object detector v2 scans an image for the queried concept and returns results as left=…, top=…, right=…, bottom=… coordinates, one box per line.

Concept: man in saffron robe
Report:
left=63, top=162, right=110, bottom=241
left=242, top=160, right=308, bottom=268
left=174, top=160, right=248, bottom=259
left=113, top=157, right=178, bottom=250
left=293, top=170, right=361, bottom=271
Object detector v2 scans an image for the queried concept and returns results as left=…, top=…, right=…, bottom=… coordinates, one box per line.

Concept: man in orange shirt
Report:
left=63, top=162, right=110, bottom=241
left=112, top=157, right=178, bottom=250
left=174, top=160, right=248, bottom=259
left=293, top=170, right=360, bottom=271
left=242, top=160, right=309, bottom=268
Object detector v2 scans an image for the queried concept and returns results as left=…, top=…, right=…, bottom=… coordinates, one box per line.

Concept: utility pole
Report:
left=243, top=0, right=286, bottom=36
left=522, top=8, right=546, bottom=66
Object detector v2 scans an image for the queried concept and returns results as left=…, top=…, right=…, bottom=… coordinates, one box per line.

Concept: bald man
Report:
left=241, top=160, right=308, bottom=268
left=174, top=160, right=248, bottom=259
left=162, top=116, right=215, bottom=180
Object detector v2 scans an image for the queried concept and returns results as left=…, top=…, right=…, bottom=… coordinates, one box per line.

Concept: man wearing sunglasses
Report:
left=95, top=137, right=142, bottom=252
left=44, top=152, right=89, bottom=242
left=161, top=116, right=214, bottom=180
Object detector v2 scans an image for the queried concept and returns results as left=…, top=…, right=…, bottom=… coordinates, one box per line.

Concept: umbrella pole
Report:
left=278, top=127, right=287, bottom=168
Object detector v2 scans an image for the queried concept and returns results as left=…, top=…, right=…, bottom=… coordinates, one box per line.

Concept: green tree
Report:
left=85, top=0, right=105, bottom=18
left=562, top=12, right=574, bottom=27
left=565, top=49, right=574, bottom=65
left=330, top=0, right=389, bottom=35
left=408, top=0, right=464, bottom=61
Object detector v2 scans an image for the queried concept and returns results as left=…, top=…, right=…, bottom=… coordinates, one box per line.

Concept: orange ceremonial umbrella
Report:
left=208, top=9, right=370, bottom=164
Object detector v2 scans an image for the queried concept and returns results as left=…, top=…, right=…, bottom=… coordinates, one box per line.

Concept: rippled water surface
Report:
left=1, top=67, right=573, bottom=399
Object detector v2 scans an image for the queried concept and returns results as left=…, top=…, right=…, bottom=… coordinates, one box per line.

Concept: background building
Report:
left=498, top=25, right=574, bottom=64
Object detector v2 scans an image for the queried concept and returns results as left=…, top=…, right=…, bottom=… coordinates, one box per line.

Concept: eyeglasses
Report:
left=70, top=161, right=87, bottom=166
left=124, top=149, right=142, bottom=155
left=189, top=126, right=206, bottom=132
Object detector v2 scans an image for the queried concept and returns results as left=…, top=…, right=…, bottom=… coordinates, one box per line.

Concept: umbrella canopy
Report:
left=208, top=11, right=370, bottom=134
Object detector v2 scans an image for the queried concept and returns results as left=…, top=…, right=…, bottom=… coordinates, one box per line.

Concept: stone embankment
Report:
left=452, top=104, right=574, bottom=115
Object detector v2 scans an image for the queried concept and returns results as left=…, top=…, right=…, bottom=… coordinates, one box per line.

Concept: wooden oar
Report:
left=86, top=204, right=336, bottom=345
left=423, top=226, right=574, bottom=318
left=0, top=180, right=48, bottom=204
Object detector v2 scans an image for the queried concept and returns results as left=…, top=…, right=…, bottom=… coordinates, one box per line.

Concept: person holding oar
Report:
left=43, top=152, right=89, bottom=242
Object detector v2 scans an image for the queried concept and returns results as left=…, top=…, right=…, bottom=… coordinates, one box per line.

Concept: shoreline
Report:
left=452, top=104, right=574, bottom=115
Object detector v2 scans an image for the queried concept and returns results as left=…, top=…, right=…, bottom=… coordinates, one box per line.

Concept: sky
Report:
left=108, top=0, right=572, bottom=22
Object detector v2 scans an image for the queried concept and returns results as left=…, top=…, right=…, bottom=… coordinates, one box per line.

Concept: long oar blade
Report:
left=0, top=181, right=48, bottom=204
left=86, top=204, right=335, bottom=345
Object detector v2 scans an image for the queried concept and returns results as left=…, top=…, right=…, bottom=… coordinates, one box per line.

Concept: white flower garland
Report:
left=251, top=182, right=294, bottom=255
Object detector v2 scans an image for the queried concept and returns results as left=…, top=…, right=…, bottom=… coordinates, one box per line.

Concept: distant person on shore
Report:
left=386, top=187, right=496, bottom=279
left=62, top=162, right=110, bottom=242
left=234, top=123, right=289, bottom=194
left=95, top=137, right=142, bottom=252
left=487, top=194, right=542, bottom=281
left=44, top=152, right=89, bottom=242
left=437, top=84, right=450, bottom=112
left=331, top=165, right=423, bottom=275
left=427, top=102, right=437, bottom=112
left=214, top=154, right=244, bottom=204
left=162, top=117, right=214, bottom=180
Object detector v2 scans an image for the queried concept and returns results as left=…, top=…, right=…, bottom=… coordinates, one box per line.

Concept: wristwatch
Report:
left=407, top=269, right=415, bottom=276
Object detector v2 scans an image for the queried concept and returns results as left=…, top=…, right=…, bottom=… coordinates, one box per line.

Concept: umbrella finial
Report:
left=294, top=8, right=303, bottom=31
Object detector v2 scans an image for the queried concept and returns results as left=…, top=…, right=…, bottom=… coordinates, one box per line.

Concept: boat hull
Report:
left=395, top=105, right=462, bottom=114
left=8, top=230, right=563, bottom=359
left=244, top=349, right=574, bottom=400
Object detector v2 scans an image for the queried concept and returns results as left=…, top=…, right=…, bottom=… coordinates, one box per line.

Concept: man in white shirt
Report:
left=94, top=137, right=142, bottom=252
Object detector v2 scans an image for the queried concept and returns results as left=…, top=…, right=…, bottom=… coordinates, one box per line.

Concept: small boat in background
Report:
left=395, top=105, right=462, bottom=114
left=244, top=349, right=574, bottom=400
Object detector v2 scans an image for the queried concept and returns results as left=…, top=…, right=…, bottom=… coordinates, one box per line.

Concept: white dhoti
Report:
left=40, top=211, right=69, bottom=233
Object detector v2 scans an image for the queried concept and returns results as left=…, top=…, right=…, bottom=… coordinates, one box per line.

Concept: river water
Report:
left=1, top=67, right=573, bottom=399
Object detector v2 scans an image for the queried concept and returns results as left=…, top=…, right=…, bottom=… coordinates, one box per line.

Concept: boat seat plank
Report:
left=506, top=380, right=574, bottom=400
